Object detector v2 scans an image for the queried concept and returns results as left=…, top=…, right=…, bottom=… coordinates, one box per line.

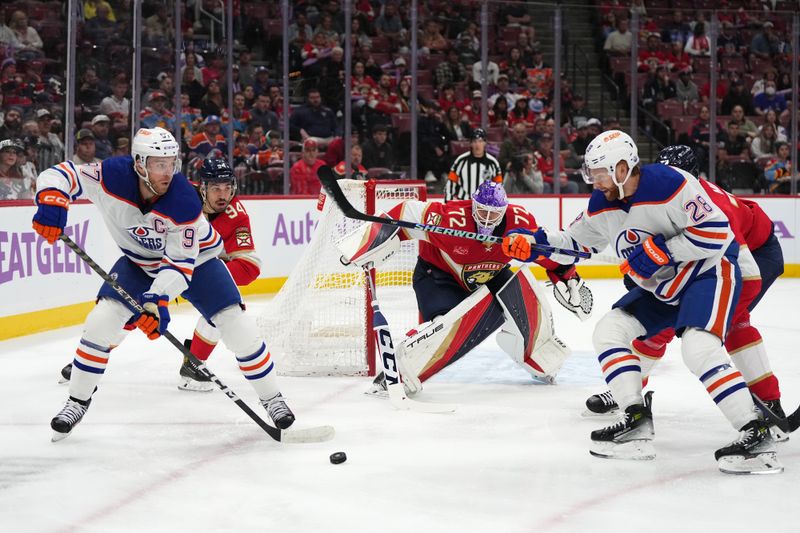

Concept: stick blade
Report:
left=387, top=384, right=457, bottom=414
left=279, top=425, right=336, bottom=443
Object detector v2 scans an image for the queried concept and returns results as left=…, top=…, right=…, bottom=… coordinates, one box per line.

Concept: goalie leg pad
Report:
left=495, top=267, right=570, bottom=381
left=396, top=285, right=505, bottom=394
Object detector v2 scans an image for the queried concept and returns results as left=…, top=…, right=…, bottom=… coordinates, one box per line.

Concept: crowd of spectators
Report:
left=601, top=0, right=796, bottom=193
left=3, top=1, right=794, bottom=200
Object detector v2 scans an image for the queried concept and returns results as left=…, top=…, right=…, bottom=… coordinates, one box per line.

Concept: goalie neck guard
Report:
left=472, top=180, right=508, bottom=236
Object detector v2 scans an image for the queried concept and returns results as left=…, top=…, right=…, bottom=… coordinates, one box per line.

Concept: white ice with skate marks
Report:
left=1, top=280, right=800, bottom=532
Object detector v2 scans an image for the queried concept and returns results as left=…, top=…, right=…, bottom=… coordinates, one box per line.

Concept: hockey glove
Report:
left=546, top=264, right=593, bottom=321
left=502, top=228, right=551, bottom=262
left=134, top=293, right=171, bottom=340
left=32, top=188, right=69, bottom=244
left=621, top=234, right=675, bottom=279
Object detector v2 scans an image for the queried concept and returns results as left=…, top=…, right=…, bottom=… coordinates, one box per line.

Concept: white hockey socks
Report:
left=214, top=305, right=280, bottom=401
left=70, top=298, right=134, bottom=401
left=592, top=308, right=648, bottom=411
left=682, top=328, right=757, bottom=431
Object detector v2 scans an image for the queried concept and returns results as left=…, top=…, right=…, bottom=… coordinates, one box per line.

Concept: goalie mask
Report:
left=471, top=180, right=508, bottom=236
left=198, top=157, right=237, bottom=213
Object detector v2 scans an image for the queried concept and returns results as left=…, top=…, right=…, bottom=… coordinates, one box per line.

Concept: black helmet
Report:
left=198, top=156, right=235, bottom=186
left=198, top=157, right=237, bottom=208
left=656, top=145, right=698, bottom=176
left=471, top=128, right=487, bottom=141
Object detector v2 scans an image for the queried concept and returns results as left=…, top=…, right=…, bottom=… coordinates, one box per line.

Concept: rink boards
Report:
left=2, top=194, right=799, bottom=338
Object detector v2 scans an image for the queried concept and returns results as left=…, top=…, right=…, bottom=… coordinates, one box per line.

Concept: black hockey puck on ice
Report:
left=330, top=452, right=347, bottom=464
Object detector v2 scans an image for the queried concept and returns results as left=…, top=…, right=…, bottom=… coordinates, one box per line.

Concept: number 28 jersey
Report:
left=386, top=199, right=540, bottom=291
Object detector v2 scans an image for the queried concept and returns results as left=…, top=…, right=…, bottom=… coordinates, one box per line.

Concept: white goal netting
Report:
left=257, top=179, right=426, bottom=376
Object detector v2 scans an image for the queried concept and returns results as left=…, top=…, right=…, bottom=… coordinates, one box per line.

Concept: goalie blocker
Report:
left=396, top=267, right=570, bottom=393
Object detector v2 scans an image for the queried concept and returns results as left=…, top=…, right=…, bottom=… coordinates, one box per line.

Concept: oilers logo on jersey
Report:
left=615, top=228, right=654, bottom=259
left=128, top=225, right=165, bottom=251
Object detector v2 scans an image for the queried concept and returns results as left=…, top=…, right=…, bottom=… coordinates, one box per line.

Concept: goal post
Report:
left=257, top=179, right=427, bottom=376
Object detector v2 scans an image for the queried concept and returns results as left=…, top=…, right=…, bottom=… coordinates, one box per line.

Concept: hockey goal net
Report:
left=257, top=179, right=427, bottom=376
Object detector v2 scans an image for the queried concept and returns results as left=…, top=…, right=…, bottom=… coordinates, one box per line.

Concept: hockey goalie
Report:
left=336, top=180, right=592, bottom=395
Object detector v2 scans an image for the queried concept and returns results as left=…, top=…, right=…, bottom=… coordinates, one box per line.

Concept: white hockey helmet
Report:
left=132, top=127, right=181, bottom=184
left=581, top=130, right=639, bottom=198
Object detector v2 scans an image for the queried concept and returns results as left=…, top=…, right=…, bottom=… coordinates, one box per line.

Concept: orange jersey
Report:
left=387, top=199, right=541, bottom=291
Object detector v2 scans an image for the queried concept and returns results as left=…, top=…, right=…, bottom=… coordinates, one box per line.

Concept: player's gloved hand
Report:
left=620, top=234, right=675, bottom=279
left=134, top=293, right=171, bottom=340
left=546, top=264, right=593, bottom=321
left=502, top=228, right=550, bottom=262
left=32, top=188, right=69, bottom=244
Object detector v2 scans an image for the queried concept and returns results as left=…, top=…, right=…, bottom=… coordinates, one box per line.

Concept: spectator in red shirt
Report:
left=334, top=144, right=368, bottom=179
left=368, top=73, right=402, bottom=118
left=508, top=97, right=536, bottom=128
left=290, top=138, right=325, bottom=194
left=201, top=54, right=225, bottom=86
left=664, top=40, right=691, bottom=72
left=535, top=133, right=578, bottom=194
left=638, top=34, right=666, bottom=72
left=323, top=130, right=360, bottom=167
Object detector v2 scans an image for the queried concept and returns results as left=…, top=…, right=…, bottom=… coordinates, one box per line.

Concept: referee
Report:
left=444, top=128, right=503, bottom=201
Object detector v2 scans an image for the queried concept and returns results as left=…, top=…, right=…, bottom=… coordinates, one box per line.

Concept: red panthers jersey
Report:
left=207, top=196, right=262, bottom=285
left=699, top=180, right=773, bottom=250
left=387, top=200, right=542, bottom=291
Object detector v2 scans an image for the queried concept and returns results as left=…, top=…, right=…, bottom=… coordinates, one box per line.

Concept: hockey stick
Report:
left=752, top=394, right=791, bottom=433
left=59, top=234, right=334, bottom=444
left=317, top=165, right=622, bottom=264
left=363, top=264, right=457, bottom=413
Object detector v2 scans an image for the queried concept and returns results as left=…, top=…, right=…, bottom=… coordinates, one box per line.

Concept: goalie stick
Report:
left=317, top=166, right=622, bottom=264
left=59, top=234, right=334, bottom=444
left=363, top=264, right=457, bottom=413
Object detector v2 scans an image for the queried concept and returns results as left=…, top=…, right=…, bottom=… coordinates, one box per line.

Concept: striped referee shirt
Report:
left=445, top=151, right=503, bottom=201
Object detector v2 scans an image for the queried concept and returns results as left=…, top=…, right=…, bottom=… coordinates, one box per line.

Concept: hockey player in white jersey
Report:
left=33, top=127, right=295, bottom=441
left=501, top=130, right=781, bottom=474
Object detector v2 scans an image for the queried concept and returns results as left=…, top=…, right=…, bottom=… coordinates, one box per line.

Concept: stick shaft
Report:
left=58, top=234, right=284, bottom=441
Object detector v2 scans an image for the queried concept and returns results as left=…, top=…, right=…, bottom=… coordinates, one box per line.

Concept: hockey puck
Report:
left=329, top=452, right=347, bottom=464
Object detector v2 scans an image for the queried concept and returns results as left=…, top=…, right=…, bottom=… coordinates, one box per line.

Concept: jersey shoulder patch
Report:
left=153, top=174, right=202, bottom=225
left=631, top=164, right=688, bottom=205
left=100, top=156, right=140, bottom=205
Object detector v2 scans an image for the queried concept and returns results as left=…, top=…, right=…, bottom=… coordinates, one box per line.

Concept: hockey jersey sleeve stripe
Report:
left=130, top=257, right=162, bottom=269
left=695, top=220, right=729, bottom=229
left=686, top=226, right=728, bottom=240
left=120, top=246, right=160, bottom=262
left=54, top=164, right=79, bottom=195
left=161, top=258, right=194, bottom=276
left=685, top=235, right=724, bottom=250
left=165, top=255, right=195, bottom=265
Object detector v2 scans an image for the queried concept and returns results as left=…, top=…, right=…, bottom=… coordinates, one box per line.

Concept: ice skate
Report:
left=582, top=389, right=619, bottom=417
left=364, top=371, right=389, bottom=398
left=177, top=353, right=213, bottom=392
left=589, top=391, right=655, bottom=460
left=51, top=396, right=91, bottom=442
left=261, top=393, right=295, bottom=429
left=58, top=362, right=72, bottom=384
left=715, top=419, right=783, bottom=474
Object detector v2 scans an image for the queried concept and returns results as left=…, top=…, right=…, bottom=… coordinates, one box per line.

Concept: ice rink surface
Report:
left=2, top=279, right=800, bottom=533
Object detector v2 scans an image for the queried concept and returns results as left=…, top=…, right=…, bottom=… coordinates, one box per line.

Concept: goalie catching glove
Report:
left=336, top=217, right=401, bottom=268
left=545, top=263, right=593, bottom=321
